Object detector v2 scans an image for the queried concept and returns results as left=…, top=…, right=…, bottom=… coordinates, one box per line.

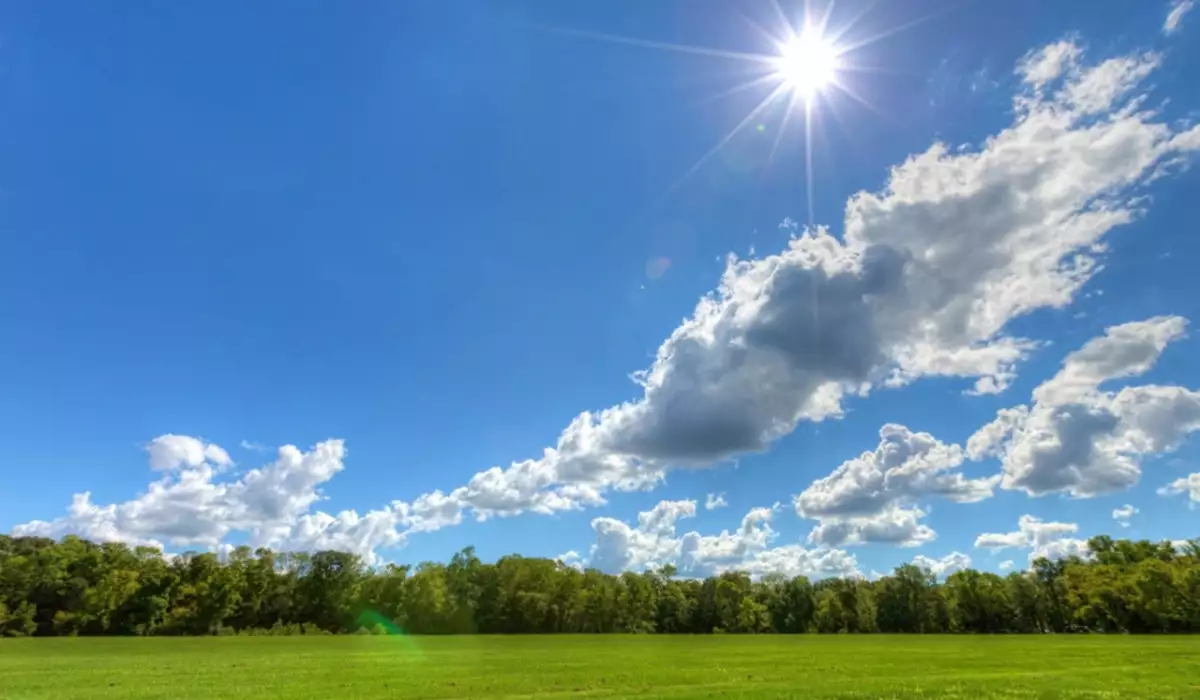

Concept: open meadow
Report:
left=2, top=635, right=1199, bottom=699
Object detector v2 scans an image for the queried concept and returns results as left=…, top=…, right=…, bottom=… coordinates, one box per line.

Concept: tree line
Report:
left=2, top=533, right=1198, bottom=636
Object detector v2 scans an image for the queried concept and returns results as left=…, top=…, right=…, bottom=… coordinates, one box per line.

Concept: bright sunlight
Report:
left=774, top=30, right=839, bottom=97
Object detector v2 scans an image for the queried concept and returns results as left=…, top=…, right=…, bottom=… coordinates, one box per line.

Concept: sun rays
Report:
left=543, top=1, right=939, bottom=225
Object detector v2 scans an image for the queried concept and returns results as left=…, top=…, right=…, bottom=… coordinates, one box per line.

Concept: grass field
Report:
left=2, top=635, right=1199, bottom=699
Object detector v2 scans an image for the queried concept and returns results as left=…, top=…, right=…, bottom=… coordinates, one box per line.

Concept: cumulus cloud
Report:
left=570, top=500, right=860, bottom=580
left=912, top=551, right=972, bottom=578
left=147, top=434, right=231, bottom=472
left=282, top=508, right=406, bottom=562
left=557, top=550, right=585, bottom=571
left=1159, top=472, right=1200, bottom=504
left=13, top=437, right=406, bottom=564
left=975, top=515, right=1090, bottom=564
left=999, top=560, right=1015, bottom=571
left=795, top=424, right=997, bottom=547
left=1112, top=504, right=1138, bottom=527
left=588, top=499, right=698, bottom=572
left=1032, top=317, right=1189, bottom=407
left=966, top=407, right=1029, bottom=462
left=705, top=492, right=728, bottom=510
left=967, top=317, right=1200, bottom=498
left=1165, top=0, right=1194, bottom=34
left=806, top=505, right=936, bottom=549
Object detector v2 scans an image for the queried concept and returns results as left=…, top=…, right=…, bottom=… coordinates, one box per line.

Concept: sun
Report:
left=774, top=30, right=839, bottom=98
left=547, top=5, right=924, bottom=224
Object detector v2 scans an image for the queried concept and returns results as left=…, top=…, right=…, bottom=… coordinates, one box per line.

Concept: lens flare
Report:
left=355, top=610, right=424, bottom=657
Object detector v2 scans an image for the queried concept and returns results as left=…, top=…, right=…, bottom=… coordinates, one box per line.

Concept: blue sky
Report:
left=2, top=0, right=1198, bottom=578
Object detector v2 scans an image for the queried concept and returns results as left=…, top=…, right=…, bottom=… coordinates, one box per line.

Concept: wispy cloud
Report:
left=1164, top=0, right=1194, bottom=34
left=1112, top=504, right=1138, bottom=527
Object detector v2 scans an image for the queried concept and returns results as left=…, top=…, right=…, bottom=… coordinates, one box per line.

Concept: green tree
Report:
left=945, top=570, right=1014, bottom=633
left=875, top=564, right=935, bottom=633
left=4, top=531, right=1200, bottom=636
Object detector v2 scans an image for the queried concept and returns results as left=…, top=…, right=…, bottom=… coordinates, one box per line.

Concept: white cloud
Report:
left=589, top=499, right=698, bottom=572
left=976, top=515, right=1078, bottom=550
left=569, top=500, right=860, bottom=580
left=730, top=544, right=861, bottom=580
left=1159, top=472, right=1200, bottom=503
left=999, top=560, right=1015, bottom=571
left=967, top=317, right=1200, bottom=498
left=1036, top=537, right=1092, bottom=562
left=912, top=551, right=972, bottom=578
left=394, top=490, right=465, bottom=534
left=1112, top=504, right=1138, bottom=527
left=1032, top=317, right=1188, bottom=407
left=705, top=492, right=728, bottom=510
left=1172, top=539, right=1197, bottom=553
left=1174, top=124, right=1200, bottom=152
left=1061, top=52, right=1160, bottom=115
left=806, top=505, right=937, bottom=549
left=1164, top=0, right=1194, bottom=34
left=966, top=407, right=1029, bottom=461
left=14, top=493, right=168, bottom=551
left=974, top=515, right=1090, bottom=564
left=795, top=424, right=997, bottom=546
left=558, top=550, right=585, bottom=571
left=1017, top=41, right=1082, bottom=87
left=974, top=530, right=1030, bottom=551
left=147, top=434, right=231, bottom=471
left=14, top=437, right=406, bottom=565
left=281, top=508, right=405, bottom=563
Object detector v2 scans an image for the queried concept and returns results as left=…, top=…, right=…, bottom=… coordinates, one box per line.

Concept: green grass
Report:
left=2, top=635, right=1199, bottom=699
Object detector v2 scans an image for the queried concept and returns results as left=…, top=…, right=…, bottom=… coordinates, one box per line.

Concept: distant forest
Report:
left=2, top=534, right=1198, bottom=636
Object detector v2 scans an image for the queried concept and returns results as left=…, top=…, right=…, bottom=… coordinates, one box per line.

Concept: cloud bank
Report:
left=570, top=499, right=861, bottom=580
left=975, top=515, right=1091, bottom=564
